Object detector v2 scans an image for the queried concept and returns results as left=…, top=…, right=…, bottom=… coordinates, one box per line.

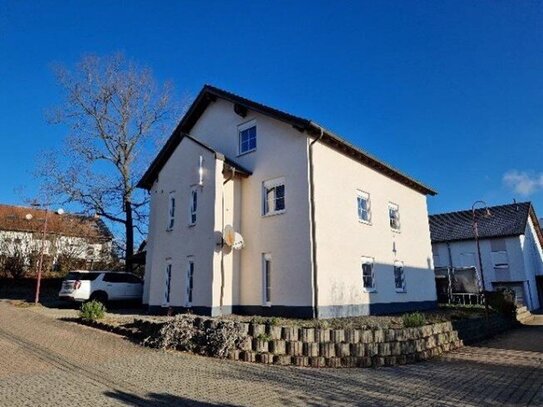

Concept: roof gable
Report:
left=138, top=85, right=436, bottom=195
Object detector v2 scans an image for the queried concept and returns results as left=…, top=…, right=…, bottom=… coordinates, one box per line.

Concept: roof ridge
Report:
left=430, top=201, right=531, bottom=218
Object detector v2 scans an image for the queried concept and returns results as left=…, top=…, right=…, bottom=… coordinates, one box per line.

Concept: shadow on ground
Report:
left=105, top=390, right=239, bottom=407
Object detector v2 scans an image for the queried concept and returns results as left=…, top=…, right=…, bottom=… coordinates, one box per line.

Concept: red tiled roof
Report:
left=0, top=204, right=113, bottom=242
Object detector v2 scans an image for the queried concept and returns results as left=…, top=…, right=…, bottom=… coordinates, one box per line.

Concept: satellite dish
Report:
left=25, top=213, right=33, bottom=221
left=223, top=225, right=236, bottom=247
left=232, top=232, right=245, bottom=250
left=56, top=208, right=65, bottom=215
left=223, top=225, right=245, bottom=250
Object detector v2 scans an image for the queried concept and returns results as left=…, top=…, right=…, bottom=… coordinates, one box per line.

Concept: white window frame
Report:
left=262, top=177, right=286, bottom=216
left=262, top=253, right=272, bottom=306
left=186, top=259, right=195, bottom=307
left=167, top=192, right=176, bottom=231
left=491, top=250, right=509, bottom=270
left=162, top=262, right=172, bottom=307
left=361, top=256, right=376, bottom=292
left=394, top=261, right=406, bottom=293
left=388, top=202, right=401, bottom=231
left=356, top=190, right=371, bottom=224
left=189, top=187, right=198, bottom=226
left=238, top=120, right=257, bottom=156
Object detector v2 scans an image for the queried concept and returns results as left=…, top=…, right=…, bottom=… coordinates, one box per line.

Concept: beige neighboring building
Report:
left=138, top=85, right=438, bottom=318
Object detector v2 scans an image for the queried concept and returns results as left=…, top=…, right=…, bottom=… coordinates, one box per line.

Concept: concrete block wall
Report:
left=133, top=314, right=515, bottom=368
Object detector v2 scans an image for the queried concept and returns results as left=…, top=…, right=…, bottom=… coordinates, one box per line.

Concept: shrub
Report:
left=79, top=300, right=106, bottom=321
left=143, top=315, right=246, bottom=358
left=143, top=315, right=197, bottom=351
left=487, top=289, right=517, bottom=318
left=402, top=312, right=426, bottom=328
left=204, top=321, right=245, bottom=358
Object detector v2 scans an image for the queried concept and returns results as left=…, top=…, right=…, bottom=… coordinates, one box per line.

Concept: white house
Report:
left=138, top=85, right=438, bottom=318
left=0, top=204, right=114, bottom=273
left=430, top=202, right=543, bottom=310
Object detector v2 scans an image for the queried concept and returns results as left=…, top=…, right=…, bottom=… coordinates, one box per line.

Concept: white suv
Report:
left=59, top=270, right=143, bottom=304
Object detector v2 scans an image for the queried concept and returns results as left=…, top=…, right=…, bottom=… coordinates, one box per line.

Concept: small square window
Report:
left=394, top=262, right=406, bottom=292
left=389, top=203, right=400, bottom=230
left=263, top=178, right=286, bottom=216
left=361, top=257, right=375, bottom=292
left=357, top=191, right=371, bottom=223
left=239, top=124, right=257, bottom=154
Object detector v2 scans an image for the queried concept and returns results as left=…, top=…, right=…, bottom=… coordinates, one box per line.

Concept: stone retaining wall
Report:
left=124, top=314, right=516, bottom=368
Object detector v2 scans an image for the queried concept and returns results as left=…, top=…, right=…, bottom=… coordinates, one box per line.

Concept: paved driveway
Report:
left=1, top=302, right=542, bottom=406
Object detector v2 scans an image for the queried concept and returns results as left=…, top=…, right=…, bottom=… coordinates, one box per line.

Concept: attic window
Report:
left=238, top=121, right=256, bottom=155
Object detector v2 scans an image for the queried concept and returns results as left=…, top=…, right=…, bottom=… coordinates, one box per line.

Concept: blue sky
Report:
left=1, top=0, right=542, bottom=215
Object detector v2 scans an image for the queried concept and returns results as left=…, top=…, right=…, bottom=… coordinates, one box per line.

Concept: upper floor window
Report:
left=388, top=203, right=400, bottom=231
left=361, top=256, right=375, bottom=292
left=357, top=190, right=371, bottom=223
left=189, top=187, right=198, bottom=226
left=263, top=177, right=285, bottom=216
left=490, top=239, right=509, bottom=269
left=394, top=261, right=406, bottom=292
left=167, top=192, right=176, bottom=230
left=238, top=121, right=257, bottom=155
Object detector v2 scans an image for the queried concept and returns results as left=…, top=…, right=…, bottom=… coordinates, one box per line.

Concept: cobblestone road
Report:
left=1, top=302, right=543, bottom=406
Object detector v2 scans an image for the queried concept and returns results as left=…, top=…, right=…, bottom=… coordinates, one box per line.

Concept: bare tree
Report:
left=39, top=53, right=179, bottom=271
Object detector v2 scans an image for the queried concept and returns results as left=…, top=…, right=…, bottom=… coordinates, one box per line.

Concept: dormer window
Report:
left=238, top=121, right=257, bottom=155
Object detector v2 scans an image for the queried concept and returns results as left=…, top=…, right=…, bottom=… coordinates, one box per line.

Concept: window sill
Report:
left=390, top=228, right=401, bottom=234
left=358, top=219, right=372, bottom=226
left=188, top=223, right=196, bottom=228
left=362, top=288, right=376, bottom=293
left=166, top=228, right=174, bottom=232
left=237, top=149, right=256, bottom=157
left=263, top=302, right=272, bottom=307
left=395, top=289, right=407, bottom=293
left=262, top=210, right=286, bottom=218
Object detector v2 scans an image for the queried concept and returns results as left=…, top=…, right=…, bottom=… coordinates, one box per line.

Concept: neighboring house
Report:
left=138, top=85, right=438, bottom=318
left=429, top=202, right=543, bottom=311
left=0, top=204, right=114, bottom=272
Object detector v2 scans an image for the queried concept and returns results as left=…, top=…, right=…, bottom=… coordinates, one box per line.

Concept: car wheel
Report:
left=89, top=291, right=108, bottom=305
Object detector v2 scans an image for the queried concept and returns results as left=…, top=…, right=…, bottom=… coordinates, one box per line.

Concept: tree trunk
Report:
left=125, top=200, right=134, bottom=273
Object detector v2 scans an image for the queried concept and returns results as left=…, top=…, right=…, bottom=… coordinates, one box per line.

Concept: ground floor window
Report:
left=186, top=259, right=194, bottom=307
left=163, top=262, right=172, bottom=306
left=361, top=256, right=375, bottom=292
left=394, top=261, right=406, bottom=292
left=262, top=253, right=272, bottom=306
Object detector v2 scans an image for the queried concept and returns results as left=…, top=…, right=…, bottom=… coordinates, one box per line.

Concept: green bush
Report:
left=79, top=300, right=106, bottom=321
left=402, top=312, right=426, bottom=328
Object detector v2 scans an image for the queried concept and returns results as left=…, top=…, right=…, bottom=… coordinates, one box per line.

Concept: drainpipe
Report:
left=220, top=167, right=235, bottom=313
left=309, top=125, right=324, bottom=319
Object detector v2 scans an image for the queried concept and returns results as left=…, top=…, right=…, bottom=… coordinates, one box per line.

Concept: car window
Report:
left=65, top=272, right=100, bottom=281
left=125, top=274, right=142, bottom=284
left=103, top=273, right=126, bottom=283
left=103, top=273, right=141, bottom=283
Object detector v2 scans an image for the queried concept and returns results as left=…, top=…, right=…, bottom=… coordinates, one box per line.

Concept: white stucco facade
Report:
left=431, top=216, right=543, bottom=310
left=142, top=89, right=437, bottom=318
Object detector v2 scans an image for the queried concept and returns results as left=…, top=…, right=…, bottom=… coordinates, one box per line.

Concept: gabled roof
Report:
left=138, top=85, right=437, bottom=195
left=0, top=204, right=113, bottom=242
left=429, top=202, right=543, bottom=245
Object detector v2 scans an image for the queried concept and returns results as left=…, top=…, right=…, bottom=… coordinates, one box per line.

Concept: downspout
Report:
left=220, top=167, right=235, bottom=312
left=309, top=125, right=324, bottom=319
